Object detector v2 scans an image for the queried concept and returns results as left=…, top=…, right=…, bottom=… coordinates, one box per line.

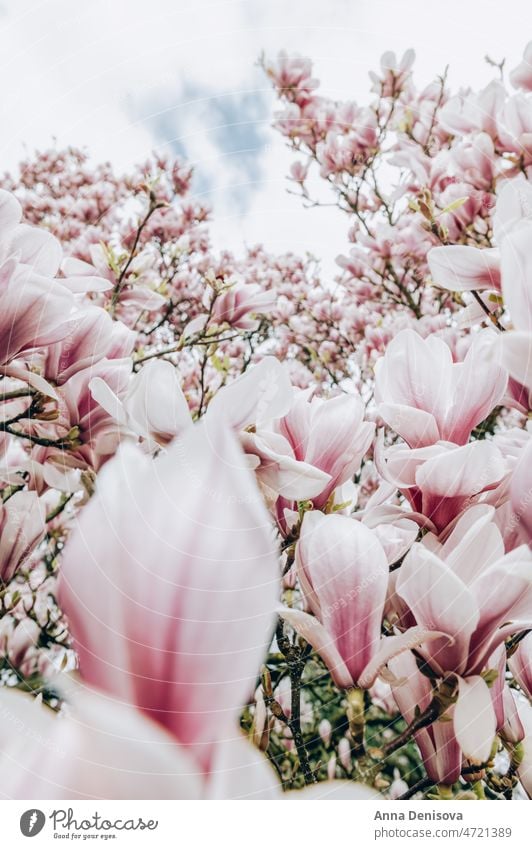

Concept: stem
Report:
left=46, top=493, right=74, bottom=523
left=346, top=687, right=365, bottom=757
left=382, top=698, right=441, bottom=756
left=0, top=422, right=74, bottom=449
left=110, top=201, right=166, bottom=312
left=471, top=290, right=505, bottom=332
left=0, top=388, right=36, bottom=401
left=506, top=629, right=531, bottom=656
left=276, top=618, right=316, bottom=785
left=397, top=777, right=436, bottom=800
left=288, top=656, right=316, bottom=785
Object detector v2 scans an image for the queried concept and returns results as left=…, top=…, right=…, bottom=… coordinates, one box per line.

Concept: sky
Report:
left=0, top=0, right=531, bottom=275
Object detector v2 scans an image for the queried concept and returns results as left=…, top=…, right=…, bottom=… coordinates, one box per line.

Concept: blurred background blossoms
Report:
left=1, top=2, right=532, bottom=801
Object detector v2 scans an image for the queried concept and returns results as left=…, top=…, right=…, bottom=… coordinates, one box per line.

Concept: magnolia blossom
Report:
left=37, top=307, right=116, bottom=386
left=510, top=41, right=532, bottom=92
left=428, top=245, right=501, bottom=294
left=90, top=359, right=192, bottom=447
left=2, top=41, right=532, bottom=801
left=498, top=220, right=532, bottom=392
left=376, top=506, right=532, bottom=776
left=428, top=176, right=532, bottom=397
left=0, top=258, right=74, bottom=391
left=0, top=417, right=376, bottom=800
left=377, top=437, right=506, bottom=533
left=369, top=49, right=415, bottom=96
left=374, top=329, right=507, bottom=448
left=0, top=491, right=46, bottom=583
left=280, top=511, right=436, bottom=689
left=210, top=282, right=276, bottom=330
left=242, top=389, right=374, bottom=511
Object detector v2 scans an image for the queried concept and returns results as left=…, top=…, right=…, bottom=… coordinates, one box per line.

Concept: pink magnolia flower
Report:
left=274, top=390, right=374, bottom=510
left=439, top=80, right=505, bottom=138
left=90, top=359, right=192, bottom=447
left=0, top=189, right=114, bottom=392
left=207, top=358, right=331, bottom=500
left=498, top=94, right=532, bottom=163
left=369, top=49, right=416, bottom=97
left=450, top=132, right=498, bottom=190
left=498, top=220, right=532, bottom=392
left=510, top=41, right=532, bottom=92
left=375, top=506, right=532, bottom=773
left=0, top=491, right=46, bottom=583
left=374, top=329, right=507, bottom=448
left=36, top=306, right=116, bottom=385
left=493, top=175, right=532, bottom=242
left=0, top=189, right=62, bottom=276
left=430, top=177, right=532, bottom=397
left=207, top=355, right=293, bottom=431
left=56, top=420, right=278, bottom=773
left=0, top=418, right=375, bottom=800
left=388, top=649, right=462, bottom=784
left=0, top=258, right=74, bottom=383
left=280, top=511, right=435, bottom=689
left=236, top=383, right=374, bottom=508
left=29, top=357, right=132, bottom=481
left=264, top=51, right=319, bottom=106
left=428, top=175, right=532, bottom=296
left=210, top=282, right=276, bottom=331
left=377, top=437, right=506, bottom=534
left=428, top=245, right=501, bottom=293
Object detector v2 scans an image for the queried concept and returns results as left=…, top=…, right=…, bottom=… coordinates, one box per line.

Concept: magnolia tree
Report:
left=0, top=41, right=532, bottom=801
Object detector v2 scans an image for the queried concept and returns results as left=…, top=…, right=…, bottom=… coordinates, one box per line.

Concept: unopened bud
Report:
left=338, top=737, right=352, bottom=772
left=319, top=718, right=332, bottom=747
left=327, top=755, right=337, bottom=780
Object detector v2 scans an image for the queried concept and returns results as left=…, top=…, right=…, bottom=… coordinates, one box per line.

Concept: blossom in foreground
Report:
left=0, top=417, right=375, bottom=800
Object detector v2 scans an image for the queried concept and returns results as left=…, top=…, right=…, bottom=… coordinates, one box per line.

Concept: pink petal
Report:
left=125, top=359, right=192, bottom=442
left=501, top=222, right=532, bottom=333
left=208, top=357, right=293, bottom=430
left=428, top=245, right=501, bottom=292
left=440, top=504, right=504, bottom=585
left=279, top=607, right=354, bottom=689
left=59, top=420, right=279, bottom=770
left=499, top=331, right=532, bottom=392
left=396, top=545, right=478, bottom=675
left=0, top=491, right=46, bottom=583
left=206, top=734, right=280, bottom=799
left=378, top=403, right=440, bottom=448
left=359, top=626, right=451, bottom=689
left=0, top=685, right=203, bottom=799
left=454, top=676, right=497, bottom=763
left=0, top=190, right=22, bottom=231
left=10, top=224, right=62, bottom=276
left=297, top=512, right=388, bottom=684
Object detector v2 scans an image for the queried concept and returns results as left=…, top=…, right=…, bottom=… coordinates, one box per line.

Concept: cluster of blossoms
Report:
left=1, top=42, right=532, bottom=801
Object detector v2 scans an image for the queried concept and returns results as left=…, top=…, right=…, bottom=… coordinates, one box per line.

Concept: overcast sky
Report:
left=1, top=0, right=531, bottom=275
